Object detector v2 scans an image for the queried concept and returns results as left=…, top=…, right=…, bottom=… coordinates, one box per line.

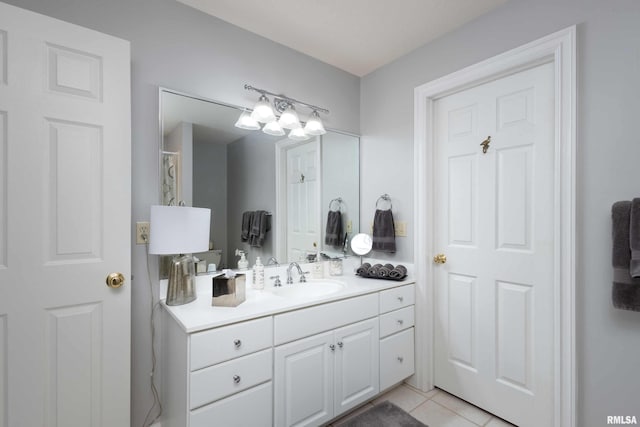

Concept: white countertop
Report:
left=161, top=260, right=415, bottom=333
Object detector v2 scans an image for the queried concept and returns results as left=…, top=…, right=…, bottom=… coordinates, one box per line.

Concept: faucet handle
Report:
left=270, top=275, right=281, bottom=287
left=299, top=271, right=310, bottom=283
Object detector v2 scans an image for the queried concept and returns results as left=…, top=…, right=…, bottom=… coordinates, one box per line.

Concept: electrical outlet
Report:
left=395, top=221, right=407, bottom=237
left=346, top=220, right=352, bottom=233
left=136, top=222, right=150, bottom=244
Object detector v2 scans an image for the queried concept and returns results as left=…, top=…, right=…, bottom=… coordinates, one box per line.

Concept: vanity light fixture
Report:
left=236, top=84, right=329, bottom=141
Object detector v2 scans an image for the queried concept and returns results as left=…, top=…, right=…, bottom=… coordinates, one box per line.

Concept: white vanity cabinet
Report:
left=378, top=285, right=416, bottom=391
left=161, top=313, right=274, bottom=427
left=273, top=304, right=379, bottom=427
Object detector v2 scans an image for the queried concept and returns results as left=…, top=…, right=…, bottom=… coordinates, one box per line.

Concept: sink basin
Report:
left=269, top=281, right=345, bottom=299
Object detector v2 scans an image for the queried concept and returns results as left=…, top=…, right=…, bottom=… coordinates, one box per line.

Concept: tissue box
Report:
left=212, top=273, right=246, bottom=307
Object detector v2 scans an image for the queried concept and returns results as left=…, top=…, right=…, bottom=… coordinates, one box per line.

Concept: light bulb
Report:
left=262, top=120, right=285, bottom=136
left=304, top=110, right=326, bottom=136
left=234, top=111, right=260, bottom=130
left=250, top=95, right=276, bottom=123
left=278, top=104, right=301, bottom=129
left=289, top=127, right=310, bottom=141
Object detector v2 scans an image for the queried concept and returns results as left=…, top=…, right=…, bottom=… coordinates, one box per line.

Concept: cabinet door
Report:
left=274, top=331, right=334, bottom=427
left=380, top=327, right=415, bottom=391
left=334, top=318, right=380, bottom=416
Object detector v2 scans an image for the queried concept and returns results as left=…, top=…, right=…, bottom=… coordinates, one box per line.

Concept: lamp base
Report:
left=166, top=254, right=197, bottom=306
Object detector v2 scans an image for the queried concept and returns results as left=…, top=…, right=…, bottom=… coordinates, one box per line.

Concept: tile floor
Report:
left=329, top=384, right=516, bottom=427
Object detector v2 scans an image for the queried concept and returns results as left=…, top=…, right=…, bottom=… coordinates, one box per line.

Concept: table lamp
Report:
left=149, top=205, right=211, bottom=306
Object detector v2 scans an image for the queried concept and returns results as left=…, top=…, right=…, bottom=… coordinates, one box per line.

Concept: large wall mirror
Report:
left=159, top=88, right=360, bottom=273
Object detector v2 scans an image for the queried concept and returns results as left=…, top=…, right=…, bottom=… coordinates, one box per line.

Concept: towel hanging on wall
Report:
left=611, top=200, right=640, bottom=311
left=630, top=198, right=640, bottom=278
left=325, top=198, right=344, bottom=247
left=372, top=194, right=396, bottom=253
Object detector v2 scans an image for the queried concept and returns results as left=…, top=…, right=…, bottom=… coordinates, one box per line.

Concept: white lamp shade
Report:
left=289, top=127, right=310, bottom=141
left=262, top=120, right=285, bottom=136
left=149, top=206, right=211, bottom=255
left=278, top=105, right=301, bottom=129
left=250, top=96, right=276, bottom=123
left=234, top=111, right=260, bottom=130
left=304, top=111, right=326, bottom=135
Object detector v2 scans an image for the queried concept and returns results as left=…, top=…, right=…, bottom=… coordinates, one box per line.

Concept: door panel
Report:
left=434, top=62, right=554, bottom=427
left=0, top=3, right=130, bottom=426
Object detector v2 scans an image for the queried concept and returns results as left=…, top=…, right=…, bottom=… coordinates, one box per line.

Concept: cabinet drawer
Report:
left=379, top=305, right=415, bottom=338
left=190, top=381, right=272, bottom=427
left=190, top=349, right=272, bottom=409
left=274, top=293, right=378, bottom=345
left=379, top=284, right=415, bottom=314
left=380, top=327, right=415, bottom=391
left=190, top=317, right=272, bottom=370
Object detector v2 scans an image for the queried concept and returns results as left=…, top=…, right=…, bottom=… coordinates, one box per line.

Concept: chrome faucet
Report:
left=266, top=256, right=279, bottom=266
left=287, top=262, right=309, bottom=284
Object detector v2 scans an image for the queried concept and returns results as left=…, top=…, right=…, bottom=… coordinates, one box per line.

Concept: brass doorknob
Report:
left=106, top=272, right=125, bottom=289
left=433, top=254, right=447, bottom=264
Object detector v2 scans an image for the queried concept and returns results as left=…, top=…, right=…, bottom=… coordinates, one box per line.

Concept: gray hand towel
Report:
left=389, top=264, right=407, bottom=279
left=372, top=209, right=396, bottom=253
left=630, top=198, right=640, bottom=278
left=368, top=263, right=382, bottom=277
left=241, top=211, right=253, bottom=242
left=377, top=265, right=392, bottom=278
left=249, top=210, right=268, bottom=248
left=611, top=201, right=640, bottom=311
left=325, top=210, right=343, bottom=246
left=356, top=263, right=371, bottom=276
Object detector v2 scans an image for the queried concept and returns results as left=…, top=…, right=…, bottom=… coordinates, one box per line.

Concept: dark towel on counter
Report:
left=368, top=264, right=383, bottom=277
left=249, top=210, right=270, bottom=248
left=612, top=201, right=640, bottom=311
left=356, top=263, right=371, bottom=276
left=325, top=210, right=343, bottom=246
left=389, top=264, right=407, bottom=279
left=372, top=209, right=396, bottom=253
left=631, top=198, right=640, bottom=278
left=377, top=265, right=392, bottom=278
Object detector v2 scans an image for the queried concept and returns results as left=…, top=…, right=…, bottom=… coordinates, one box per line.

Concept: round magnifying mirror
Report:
left=350, top=233, right=373, bottom=256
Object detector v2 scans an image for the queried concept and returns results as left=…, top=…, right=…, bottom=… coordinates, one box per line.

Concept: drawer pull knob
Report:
left=338, top=341, right=343, bottom=348
left=397, top=356, right=404, bottom=363
left=329, top=344, right=335, bottom=351
left=397, top=296, right=404, bottom=302
left=234, top=339, right=242, bottom=348
left=233, top=375, right=241, bottom=384
left=397, top=319, right=404, bottom=325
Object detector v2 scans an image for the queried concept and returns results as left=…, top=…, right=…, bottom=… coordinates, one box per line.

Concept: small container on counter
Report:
left=212, top=273, right=246, bottom=307
left=329, top=258, right=343, bottom=276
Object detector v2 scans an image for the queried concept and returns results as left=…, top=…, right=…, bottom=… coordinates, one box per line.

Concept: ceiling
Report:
left=176, top=0, right=508, bottom=76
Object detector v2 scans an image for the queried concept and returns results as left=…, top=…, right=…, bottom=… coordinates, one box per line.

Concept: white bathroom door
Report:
left=433, top=62, right=555, bottom=427
left=286, top=139, right=321, bottom=262
left=0, top=3, right=131, bottom=427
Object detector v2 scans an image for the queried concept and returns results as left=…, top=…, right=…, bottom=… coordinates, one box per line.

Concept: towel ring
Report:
left=376, top=194, right=393, bottom=210
left=329, top=197, right=344, bottom=212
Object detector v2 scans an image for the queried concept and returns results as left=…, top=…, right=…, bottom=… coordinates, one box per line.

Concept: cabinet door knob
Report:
left=233, top=375, right=241, bottom=384
left=234, top=339, right=242, bottom=348
left=329, top=344, right=335, bottom=351
left=397, top=356, right=404, bottom=363
left=397, top=319, right=404, bottom=325
left=397, top=296, right=404, bottom=302
left=337, top=342, right=343, bottom=348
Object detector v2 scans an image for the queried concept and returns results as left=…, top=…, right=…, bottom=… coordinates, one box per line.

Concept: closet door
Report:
left=0, top=3, right=131, bottom=426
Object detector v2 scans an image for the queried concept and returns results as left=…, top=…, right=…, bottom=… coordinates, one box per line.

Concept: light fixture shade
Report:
left=289, top=127, right=310, bottom=141
left=278, top=105, right=301, bottom=130
left=262, top=120, right=285, bottom=136
left=149, top=205, right=211, bottom=255
left=250, top=95, right=276, bottom=123
left=234, top=111, right=260, bottom=130
left=304, top=110, right=326, bottom=136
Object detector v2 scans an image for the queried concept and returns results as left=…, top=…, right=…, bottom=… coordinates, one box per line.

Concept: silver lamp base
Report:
left=166, top=253, right=197, bottom=306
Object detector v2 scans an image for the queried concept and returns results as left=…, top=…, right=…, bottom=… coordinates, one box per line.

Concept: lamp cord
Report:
left=142, top=234, right=163, bottom=427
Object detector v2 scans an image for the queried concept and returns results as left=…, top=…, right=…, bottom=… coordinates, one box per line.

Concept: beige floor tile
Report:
left=373, top=384, right=429, bottom=412
left=410, top=400, right=479, bottom=427
left=485, top=416, right=517, bottom=426
left=404, top=383, right=440, bottom=399
left=431, top=391, right=492, bottom=425
left=331, top=403, right=374, bottom=427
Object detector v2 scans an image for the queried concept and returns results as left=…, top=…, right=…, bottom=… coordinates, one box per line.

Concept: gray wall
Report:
left=2, top=1, right=360, bottom=425
left=164, top=122, right=193, bottom=206
left=360, top=0, right=640, bottom=425
left=192, top=138, right=227, bottom=263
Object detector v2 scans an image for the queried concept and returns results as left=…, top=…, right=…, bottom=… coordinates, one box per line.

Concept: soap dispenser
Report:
left=235, top=249, right=249, bottom=270
left=252, top=257, right=265, bottom=290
